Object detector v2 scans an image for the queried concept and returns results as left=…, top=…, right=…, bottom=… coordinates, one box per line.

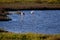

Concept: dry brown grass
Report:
left=0, top=2, right=60, bottom=10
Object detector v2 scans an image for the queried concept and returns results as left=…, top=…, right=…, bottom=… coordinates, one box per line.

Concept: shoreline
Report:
left=4, top=8, right=60, bottom=11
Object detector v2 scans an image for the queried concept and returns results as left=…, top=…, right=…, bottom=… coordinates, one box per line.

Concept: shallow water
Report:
left=0, top=10, right=60, bottom=34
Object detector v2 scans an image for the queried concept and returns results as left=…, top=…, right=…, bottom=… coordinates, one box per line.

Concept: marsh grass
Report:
left=0, top=0, right=60, bottom=4
left=0, top=32, right=60, bottom=40
left=0, top=0, right=60, bottom=10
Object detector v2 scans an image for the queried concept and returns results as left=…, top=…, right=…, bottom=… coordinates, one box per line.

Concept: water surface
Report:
left=0, top=10, right=60, bottom=34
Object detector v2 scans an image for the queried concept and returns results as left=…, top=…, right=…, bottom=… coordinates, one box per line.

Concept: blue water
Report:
left=0, top=10, right=60, bottom=34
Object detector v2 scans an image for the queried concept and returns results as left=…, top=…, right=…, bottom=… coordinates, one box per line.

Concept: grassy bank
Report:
left=0, top=0, right=60, bottom=10
left=0, top=32, right=60, bottom=40
left=0, top=0, right=60, bottom=4
left=0, top=2, right=60, bottom=10
left=0, top=28, right=60, bottom=40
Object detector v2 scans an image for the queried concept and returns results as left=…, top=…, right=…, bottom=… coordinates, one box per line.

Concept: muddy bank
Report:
left=0, top=16, right=11, bottom=21
left=3, top=7, right=60, bottom=11
left=0, top=10, right=11, bottom=21
left=0, top=28, right=8, bottom=32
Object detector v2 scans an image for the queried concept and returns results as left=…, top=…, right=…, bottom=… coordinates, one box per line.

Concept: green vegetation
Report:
left=0, top=32, right=60, bottom=40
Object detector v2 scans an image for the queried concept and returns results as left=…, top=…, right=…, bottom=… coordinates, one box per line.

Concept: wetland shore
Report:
left=0, top=3, right=60, bottom=11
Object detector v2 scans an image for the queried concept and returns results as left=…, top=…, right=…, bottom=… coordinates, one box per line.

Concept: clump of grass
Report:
left=0, top=32, right=60, bottom=40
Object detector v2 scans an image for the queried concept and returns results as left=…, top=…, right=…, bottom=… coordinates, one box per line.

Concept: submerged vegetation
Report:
left=0, top=32, right=60, bottom=40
